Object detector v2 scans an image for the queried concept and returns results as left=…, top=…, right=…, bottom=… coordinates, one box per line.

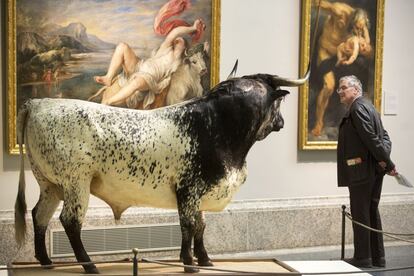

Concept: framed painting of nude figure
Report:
left=6, top=0, right=220, bottom=154
left=299, top=0, right=384, bottom=150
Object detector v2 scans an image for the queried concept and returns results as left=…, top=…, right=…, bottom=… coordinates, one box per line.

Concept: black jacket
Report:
left=337, top=97, right=394, bottom=187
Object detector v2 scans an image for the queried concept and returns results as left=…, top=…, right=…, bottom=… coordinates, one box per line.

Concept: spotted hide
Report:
left=15, top=72, right=307, bottom=273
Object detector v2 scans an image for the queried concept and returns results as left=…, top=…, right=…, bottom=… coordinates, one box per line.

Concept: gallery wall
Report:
left=0, top=0, right=413, bottom=211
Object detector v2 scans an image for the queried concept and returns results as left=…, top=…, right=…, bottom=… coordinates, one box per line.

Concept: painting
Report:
left=6, top=0, right=220, bottom=154
left=299, top=0, right=384, bottom=150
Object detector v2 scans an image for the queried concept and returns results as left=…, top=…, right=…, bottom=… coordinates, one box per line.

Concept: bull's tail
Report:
left=15, top=101, right=30, bottom=247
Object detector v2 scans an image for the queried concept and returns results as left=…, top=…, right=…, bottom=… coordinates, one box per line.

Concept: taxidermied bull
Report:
left=15, top=66, right=308, bottom=273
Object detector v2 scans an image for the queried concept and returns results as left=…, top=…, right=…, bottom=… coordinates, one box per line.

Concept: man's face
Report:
left=355, top=18, right=366, bottom=30
left=337, top=80, right=358, bottom=105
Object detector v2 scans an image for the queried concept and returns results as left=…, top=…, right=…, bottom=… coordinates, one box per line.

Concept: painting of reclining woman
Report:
left=7, top=0, right=220, bottom=153
left=299, top=0, right=384, bottom=149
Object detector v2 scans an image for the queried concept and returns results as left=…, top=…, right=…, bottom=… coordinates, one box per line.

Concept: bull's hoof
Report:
left=198, top=259, right=214, bottom=267
left=40, top=263, right=54, bottom=270
left=84, top=265, right=99, bottom=274
left=37, top=257, right=53, bottom=269
left=184, top=265, right=200, bottom=273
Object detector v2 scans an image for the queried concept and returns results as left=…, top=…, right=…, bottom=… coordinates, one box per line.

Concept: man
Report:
left=337, top=75, right=397, bottom=268
left=311, top=0, right=370, bottom=137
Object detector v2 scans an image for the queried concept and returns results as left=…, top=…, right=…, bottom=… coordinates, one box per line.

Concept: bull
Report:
left=15, top=66, right=308, bottom=273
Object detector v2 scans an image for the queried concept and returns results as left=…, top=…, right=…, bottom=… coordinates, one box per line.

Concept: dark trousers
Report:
left=348, top=173, right=385, bottom=260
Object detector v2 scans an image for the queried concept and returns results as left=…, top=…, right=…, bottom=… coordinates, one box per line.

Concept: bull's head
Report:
left=256, top=87, right=289, bottom=140
left=184, top=42, right=209, bottom=76
left=240, top=66, right=310, bottom=141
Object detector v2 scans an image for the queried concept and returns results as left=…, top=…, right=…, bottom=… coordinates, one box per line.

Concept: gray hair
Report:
left=339, top=75, right=363, bottom=96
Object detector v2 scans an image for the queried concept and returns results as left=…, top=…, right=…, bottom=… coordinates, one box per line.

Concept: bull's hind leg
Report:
left=194, top=211, right=213, bottom=267
left=60, top=178, right=98, bottom=274
left=31, top=172, right=61, bottom=267
left=177, top=188, right=200, bottom=273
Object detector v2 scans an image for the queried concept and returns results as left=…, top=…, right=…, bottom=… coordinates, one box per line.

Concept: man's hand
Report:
left=387, top=168, right=398, bottom=176
left=379, top=161, right=398, bottom=176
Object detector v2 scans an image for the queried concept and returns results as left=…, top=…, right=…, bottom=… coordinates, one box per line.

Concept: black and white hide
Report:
left=15, top=72, right=307, bottom=273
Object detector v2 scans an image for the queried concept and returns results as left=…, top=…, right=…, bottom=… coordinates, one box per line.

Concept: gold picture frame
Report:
left=299, top=0, right=384, bottom=150
left=7, top=0, right=221, bottom=154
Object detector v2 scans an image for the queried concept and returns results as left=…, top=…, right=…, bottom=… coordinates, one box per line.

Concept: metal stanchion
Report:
left=341, top=205, right=346, bottom=260
left=132, top=248, right=139, bottom=276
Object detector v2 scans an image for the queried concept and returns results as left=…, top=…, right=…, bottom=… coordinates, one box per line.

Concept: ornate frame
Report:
left=6, top=0, right=221, bottom=154
left=299, top=0, right=384, bottom=150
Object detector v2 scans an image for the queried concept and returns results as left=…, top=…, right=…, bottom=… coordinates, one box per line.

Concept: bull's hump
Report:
left=234, top=79, right=267, bottom=95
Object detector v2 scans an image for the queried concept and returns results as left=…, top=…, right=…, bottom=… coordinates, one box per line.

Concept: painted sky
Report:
left=17, top=0, right=212, bottom=50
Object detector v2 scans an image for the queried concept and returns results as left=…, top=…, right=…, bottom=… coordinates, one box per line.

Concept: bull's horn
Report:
left=272, top=64, right=310, bottom=87
left=226, top=59, right=238, bottom=80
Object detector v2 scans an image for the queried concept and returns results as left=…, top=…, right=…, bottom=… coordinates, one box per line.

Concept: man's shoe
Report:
left=372, top=257, right=386, bottom=267
left=344, top=257, right=372, bottom=268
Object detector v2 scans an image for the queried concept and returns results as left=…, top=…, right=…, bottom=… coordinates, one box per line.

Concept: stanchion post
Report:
left=341, top=205, right=346, bottom=260
left=132, top=248, right=139, bottom=276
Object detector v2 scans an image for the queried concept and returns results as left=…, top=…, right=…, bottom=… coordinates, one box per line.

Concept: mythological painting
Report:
left=7, top=0, right=220, bottom=154
left=299, top=0, right=384, bottom=150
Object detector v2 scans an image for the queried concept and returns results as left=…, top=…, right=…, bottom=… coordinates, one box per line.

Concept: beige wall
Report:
left=1, top=0, right=413, bottom=211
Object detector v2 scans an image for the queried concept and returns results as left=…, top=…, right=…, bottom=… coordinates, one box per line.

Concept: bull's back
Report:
left=24, top=99, right=196, bottom=209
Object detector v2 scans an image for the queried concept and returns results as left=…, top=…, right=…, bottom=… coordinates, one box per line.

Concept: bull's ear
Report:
left=271, top=89, right=289, bottom=101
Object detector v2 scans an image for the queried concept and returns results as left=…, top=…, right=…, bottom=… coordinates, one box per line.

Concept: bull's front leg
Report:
left=194, top=211, right=213, bottom=267
left=176, top=188, right=200, bottom=273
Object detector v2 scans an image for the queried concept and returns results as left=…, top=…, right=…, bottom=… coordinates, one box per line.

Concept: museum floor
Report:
left=217, top=241, right=414, bottom=276
left=3, top=241, right=412, bottom=275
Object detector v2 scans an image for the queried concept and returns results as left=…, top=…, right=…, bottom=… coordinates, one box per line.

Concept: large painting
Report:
left=7, top=0, right=220, bottom=154
left=299, top=0, right=384, bottom=150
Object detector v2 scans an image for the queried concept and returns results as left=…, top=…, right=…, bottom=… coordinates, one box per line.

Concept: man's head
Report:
left=351, top=8, right=370, bottom=32
left=337, top=75, right=363, bottom=106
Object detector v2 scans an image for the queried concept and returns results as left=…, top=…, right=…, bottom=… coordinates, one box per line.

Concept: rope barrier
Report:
left=0, top=259, right=131, bottom=270
left=343, top=208, right=414, bottom=244
left=142, top=258, right=274, bottom=274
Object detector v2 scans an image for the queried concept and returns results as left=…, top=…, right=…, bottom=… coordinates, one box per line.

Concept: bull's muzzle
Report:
left=273, top=116, right=284, bottom=131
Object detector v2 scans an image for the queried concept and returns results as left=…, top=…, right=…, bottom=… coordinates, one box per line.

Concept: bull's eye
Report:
left=192, top=60, right=197, bottom=64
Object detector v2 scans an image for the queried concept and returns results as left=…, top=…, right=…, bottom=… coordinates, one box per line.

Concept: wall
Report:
left=1, top=0, right=413, bottom=212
